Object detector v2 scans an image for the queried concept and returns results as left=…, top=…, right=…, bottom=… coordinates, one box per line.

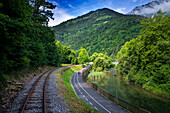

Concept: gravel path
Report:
left=6, top=68, right=67, bottom=113
left=46, top=69, right=67, bottom=113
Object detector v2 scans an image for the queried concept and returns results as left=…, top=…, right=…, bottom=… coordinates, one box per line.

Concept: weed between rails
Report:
left=55, top=66, right=99, bottom=113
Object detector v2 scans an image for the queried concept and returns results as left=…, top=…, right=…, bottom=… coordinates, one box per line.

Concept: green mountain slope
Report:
left=52, top=8, right=144, bottom=58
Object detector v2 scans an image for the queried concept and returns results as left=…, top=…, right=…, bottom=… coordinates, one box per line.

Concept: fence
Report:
left=82, top=65, right=150, bottom=113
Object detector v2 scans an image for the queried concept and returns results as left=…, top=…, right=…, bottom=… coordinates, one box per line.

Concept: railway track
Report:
left=7, top=68, right=67, bottom=113
left=20, top=69, right=54, bottom=113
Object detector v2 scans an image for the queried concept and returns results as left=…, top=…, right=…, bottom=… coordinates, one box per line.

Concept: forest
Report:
left=52, top=8, right=144, bottom=58
left=117, top=11, right=170, bottom=97
left=0, top=0, right=77, bottom=90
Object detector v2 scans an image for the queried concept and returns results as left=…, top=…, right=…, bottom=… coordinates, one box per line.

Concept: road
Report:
left=112, top=62, right=118, bottom=66
left=71, top=67, right=128, bottom=113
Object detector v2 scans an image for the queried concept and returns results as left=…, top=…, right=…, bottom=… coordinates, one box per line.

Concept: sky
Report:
left=46, top=0, right=154, bottom=26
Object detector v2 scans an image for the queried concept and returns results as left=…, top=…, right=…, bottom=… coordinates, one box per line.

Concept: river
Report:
left=89, top=68, right=170, bottom=113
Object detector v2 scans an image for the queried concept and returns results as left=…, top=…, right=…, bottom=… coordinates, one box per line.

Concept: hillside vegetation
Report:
left=52, top=8, right=144, bottom=58
left=117, top=11, right=170, bottom=97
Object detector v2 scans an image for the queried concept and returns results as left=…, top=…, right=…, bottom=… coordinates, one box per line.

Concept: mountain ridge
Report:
left=52, top=8, right=144, bottom=58
left=53, top=8, right=123, bottom=31
left=129, top=0, right=170, bottom=17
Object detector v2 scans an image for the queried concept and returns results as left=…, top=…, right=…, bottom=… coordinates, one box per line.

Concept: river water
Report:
left=89, top=68, right=170, bottom=113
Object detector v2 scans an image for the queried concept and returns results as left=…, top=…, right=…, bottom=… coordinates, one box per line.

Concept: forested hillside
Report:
left=52, top=8, right=144, bottom=58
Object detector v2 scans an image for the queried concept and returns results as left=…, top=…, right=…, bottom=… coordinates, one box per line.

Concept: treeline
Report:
left=117, top=11, right=170, bottom=97
left=0, top=0, right=62, bottom=88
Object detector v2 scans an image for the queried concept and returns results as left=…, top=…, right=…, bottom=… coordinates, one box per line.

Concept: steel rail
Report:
left=43, top=68, right=56, bottom=113
left=20, top=69, right=53, bottom=113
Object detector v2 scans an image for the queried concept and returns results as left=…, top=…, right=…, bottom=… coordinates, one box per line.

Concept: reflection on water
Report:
left=89, top=68, right=170, bottom=113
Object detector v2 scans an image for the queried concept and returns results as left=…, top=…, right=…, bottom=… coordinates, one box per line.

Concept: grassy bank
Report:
left=55, top=66, right=98, bottom=112
left=88, top=72, right=104, bottom=80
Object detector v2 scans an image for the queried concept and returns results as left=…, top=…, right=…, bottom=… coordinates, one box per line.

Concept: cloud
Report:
left=132, top=0, right=138, bottom=2
left=48, top=7, right=75, bottom=26
left=68, top=4, right=75, bottom=8
left=47, top=0, right=58, bottom=6
left=140, top=1, right=170, bottom=15
left=114, top=8, right=127, bottom=14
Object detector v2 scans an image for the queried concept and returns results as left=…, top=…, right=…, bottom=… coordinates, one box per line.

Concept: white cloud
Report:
left=140, top=1, right=170, bottom=15
left=52, top=1, right=58, bottom=6
left=68, top=4, right=75, bottom=8
left=132, top=0, right=138, bottom=2
left=114, top=8, right=127, bottom=14
left=47, top=0, right=58, bottom=6
left=48, top=7, right=75, bottom=26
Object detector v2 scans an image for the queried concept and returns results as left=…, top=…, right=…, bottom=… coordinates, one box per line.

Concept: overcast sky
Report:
left=46, top=0, right=154, bottom=26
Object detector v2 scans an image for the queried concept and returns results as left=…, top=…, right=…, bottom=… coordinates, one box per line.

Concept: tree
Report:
left=91, top=52, right=99, bottom=62
left=62, top=46, right=72, bottom=63
left=78, top=47, right=89, bottom=64
left=117, top=10, right=170, bottom=96
left=93, top=57, right=107, bottom=71
left=91, top=52, right=114, bottom=68
left=0, top=0, right=62, bottom=89
left=30, top=0, right=56, bottom=25
left=0, top=0, right=32, bottom=19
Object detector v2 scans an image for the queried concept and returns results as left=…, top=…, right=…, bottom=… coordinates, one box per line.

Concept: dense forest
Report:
left=52, top=8, right=144, bottom=58
left=0, top=0, right=69, bottom=89
left=117, top=11, right=170, bottom=97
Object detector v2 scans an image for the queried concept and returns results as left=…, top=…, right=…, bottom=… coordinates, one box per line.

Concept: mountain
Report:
left=129, top=0, right=170, bottom=17
left=52, top=8, right=144, bottom=58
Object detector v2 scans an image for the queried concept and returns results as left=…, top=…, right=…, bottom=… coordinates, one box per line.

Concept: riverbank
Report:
left=124, top=77, right=170, bottom=99
left=90, top=67, right=170, bottom=99
left=87, top=68, right=170, bottom=113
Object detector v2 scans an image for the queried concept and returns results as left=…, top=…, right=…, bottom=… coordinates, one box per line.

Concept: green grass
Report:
left=62, top=69, right=75, bottom=92
left=56, top=66, right=99, bottom=112
left=61, top=64, right=72, bottom=66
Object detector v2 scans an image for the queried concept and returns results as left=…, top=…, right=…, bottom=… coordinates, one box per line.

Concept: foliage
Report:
left=91, top=52, right=108, bottom=62
left=117, top=10, right=170, bottom=97
left=93, top=57, right=114, bottom=71
left=91, top=52, right=99, bottom=62
left=62, top=46, right=71, bottom=63
left=88, top=72, right=104, bottom=79
left=55, top=41, right=77, bottom=64
left=0, top=0, right=66, bottom=89
left=91, top=53, right=115, bottom=71
left=78, top=47, right=90, bottom=64
left=53, top=8, right=144, bottom=59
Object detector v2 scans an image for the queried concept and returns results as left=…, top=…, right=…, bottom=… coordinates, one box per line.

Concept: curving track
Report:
left=7, top=68, right=67, bottom=113
left=20, top=69, right=53, bottom=113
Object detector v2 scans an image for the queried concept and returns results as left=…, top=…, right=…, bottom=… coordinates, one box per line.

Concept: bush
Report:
left=71, top=58, right=78, bottom=65
left=88, top=72, right=104, bottom=79
left=93, top=57, right=107, bottom=71
left=82, top=64, right=85, bottom=68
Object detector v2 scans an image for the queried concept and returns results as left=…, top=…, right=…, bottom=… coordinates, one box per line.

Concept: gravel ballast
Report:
left=6, top=68, right=67, bottom=113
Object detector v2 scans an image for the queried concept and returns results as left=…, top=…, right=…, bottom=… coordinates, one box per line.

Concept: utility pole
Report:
left=113, top=74, right=117, bottom=104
